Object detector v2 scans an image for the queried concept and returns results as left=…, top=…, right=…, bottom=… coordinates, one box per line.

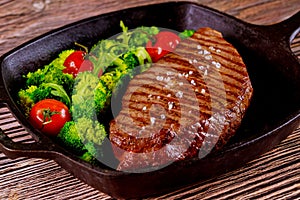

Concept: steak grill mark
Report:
left=109, top=27, right=253, bottom=171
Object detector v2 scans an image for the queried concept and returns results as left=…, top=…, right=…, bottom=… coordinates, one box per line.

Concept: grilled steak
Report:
left=109, top=27, right=253, bottom=172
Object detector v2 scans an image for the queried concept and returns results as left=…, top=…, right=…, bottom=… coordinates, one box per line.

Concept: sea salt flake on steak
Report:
left=109, top=27, right=253, bottom=172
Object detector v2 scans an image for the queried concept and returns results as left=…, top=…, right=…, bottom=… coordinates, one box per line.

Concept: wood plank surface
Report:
left=0, top=0, right=299, bottom=199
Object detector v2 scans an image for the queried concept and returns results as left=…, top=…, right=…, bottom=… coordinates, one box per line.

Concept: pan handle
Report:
left=0, top=64, right=60, bottom=159
left=249, top=10, right=300, bottom=89
left=264, top=11, right=300, bottom=43
left=0, top=127, right=58, bottom=159
left=0, top=73, right=55, bottom=159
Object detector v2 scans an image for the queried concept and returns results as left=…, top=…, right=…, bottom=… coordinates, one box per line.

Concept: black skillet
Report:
left=0, top=2, right=299, bottom=199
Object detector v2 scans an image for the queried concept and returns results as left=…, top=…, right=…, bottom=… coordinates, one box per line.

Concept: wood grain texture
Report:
left=0, top=0, right=299, bottom=199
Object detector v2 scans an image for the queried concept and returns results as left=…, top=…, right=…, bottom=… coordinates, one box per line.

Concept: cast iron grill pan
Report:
left=0, top=2, right=299, bottom=199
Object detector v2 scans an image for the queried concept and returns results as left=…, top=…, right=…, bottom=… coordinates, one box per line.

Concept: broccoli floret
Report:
left=60, top=71, right=107, bottom=163
left=18, top=50, right=75, bottom=115
left=93, top=80, right=109, bottom=114
left=25, top=50, right=75, bottom=94
left=122, top=47, right=151, bottom=68
left=57, top=121, right=85, bottom=155
left=94, top=59, right=127, bottom=114
left=88, top=21, right=156, bottom=78
left=73, top=71, right=99, bottom=96
left=100, top=69, right=124, bottom=91
left=58, top=118, right=107, bottom=163
left=128, top=26, right=159, bottom=48
left=18, top=85, right=52, bottom=116
left=75, top=117, right=107, bottom=144
left=118, top=20, right=159, bottom=48
left=94, top=47, right=151, bottom=114
left=71, top=71, right=99, bottom=119
left=58, top=70, right=107, bottom=163
left=122, top=52, right=139, bottom=69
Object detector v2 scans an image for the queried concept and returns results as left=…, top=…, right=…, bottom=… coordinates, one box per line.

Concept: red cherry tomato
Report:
left=63, top=51, right=94, bottom=77
left=146, top=31, right=181, bottom=62
left=78, top=59, right=94, bottom=74
left=29, top=99, right=71, bottom=136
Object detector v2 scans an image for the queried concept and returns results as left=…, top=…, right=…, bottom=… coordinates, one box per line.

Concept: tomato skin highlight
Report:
left=63, top=51, right=93, bottom=77
left=29, top=99, right=71, bottom=136
left=146, top=31, right=181, bottom=62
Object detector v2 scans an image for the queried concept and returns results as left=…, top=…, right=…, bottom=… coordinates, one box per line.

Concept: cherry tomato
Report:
left=146, top=31, right=181, bottom=62
left=63, top=51, right=93, bottom=77
left=29, top=99, right=71, bottom=136
left=78, top=59, right=94, bottom=74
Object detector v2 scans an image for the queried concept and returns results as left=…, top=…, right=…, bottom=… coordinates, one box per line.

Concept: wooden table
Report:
left=0, top=0, right=299, bottom=199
